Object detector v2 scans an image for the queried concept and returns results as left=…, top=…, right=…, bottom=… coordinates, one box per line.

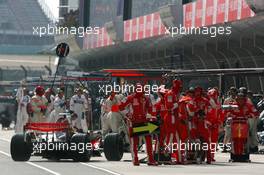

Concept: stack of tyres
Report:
left=230, top=117, right=250, bottom=162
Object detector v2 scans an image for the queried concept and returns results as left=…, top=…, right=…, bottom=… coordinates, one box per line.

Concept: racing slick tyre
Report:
left=10, top=134, right=31, bottom=161
left=71, top=133, right=91, bottom=162
left=104, top=133, right=124, bottom=161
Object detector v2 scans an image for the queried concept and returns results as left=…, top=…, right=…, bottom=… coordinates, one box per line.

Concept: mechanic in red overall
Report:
left=183, top=88, right=198, bottom=141
left=151, top=86, right=167, bottom=154
left=178, top=88, right=195, bottom=142
left=207, top=88, right=222, bottom=161
left=178, top=87, right=196, bottom=163
left=193, top=86, right=212, bottom=164
left=225, top=93, right=259, bottom=157
left=163, top=80, right=182, bottom=164
left=119, top=84, right=158, bottom=166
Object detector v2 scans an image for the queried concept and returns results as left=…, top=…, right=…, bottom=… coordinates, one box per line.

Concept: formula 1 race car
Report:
left=10, top=113, right=92, bottom=162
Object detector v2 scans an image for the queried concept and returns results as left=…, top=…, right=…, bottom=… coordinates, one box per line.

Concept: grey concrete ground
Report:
left=1, top=130, right=264, bottom=175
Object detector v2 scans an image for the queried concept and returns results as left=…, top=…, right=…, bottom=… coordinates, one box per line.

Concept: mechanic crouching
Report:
left=119, top=84, right=158, bottom=166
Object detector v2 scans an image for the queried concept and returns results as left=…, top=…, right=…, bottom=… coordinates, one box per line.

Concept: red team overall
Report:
left=151, top=86, right=167, bottom=154
left=119, top=84, right=158, bottom=166
left=163, top=80, right=182, bottom=163
left=193, top=87, right=212, bottom=164
left=207, top=88, right=223, bottom=161
left=178, top=88, right=197, bottom=141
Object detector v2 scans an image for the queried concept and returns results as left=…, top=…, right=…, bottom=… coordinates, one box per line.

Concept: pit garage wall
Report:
left=83, top=0, right=255, bottom=48
left=81, top=0, right=264, bottom=92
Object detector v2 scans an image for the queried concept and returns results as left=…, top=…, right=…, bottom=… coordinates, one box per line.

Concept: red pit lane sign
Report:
left=56, top=43, right=70, bottom=58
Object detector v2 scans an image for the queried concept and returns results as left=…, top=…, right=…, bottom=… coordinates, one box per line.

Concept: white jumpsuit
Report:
left=49, top=96, right=65, bottom=123
left=104, top=95, right=128, bottom=139
left=15, top=95, right=30, bottom=133
left=101, top=96, right=119, bottom=135
left=70, top=95, right=88, bottom=132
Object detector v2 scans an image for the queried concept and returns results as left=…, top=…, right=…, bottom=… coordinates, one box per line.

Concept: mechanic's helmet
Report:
left=207, top=88, right=219, bottom=99
left=83, top=89, right=89, bottom=94
left=185, top=87, right=194, bottom=96
left=230, top=86, right=237, bottom=92
left=239, top=87, right=248, bottom=95
left=188, top=87, right=195, bottom=93
left=229, top=86, right=237, bottom=95
left=237, top=92, right=246, bottom=98
left=35, top=86, right=45, bottom=96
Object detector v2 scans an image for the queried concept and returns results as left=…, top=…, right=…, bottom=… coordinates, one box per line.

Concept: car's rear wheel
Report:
left=10, top=134, right=31, bottom=161
left=71, top=133, right=91, bottom=162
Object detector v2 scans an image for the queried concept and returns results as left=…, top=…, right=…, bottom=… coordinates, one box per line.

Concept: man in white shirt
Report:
left=44, top=88, right=55, bottom=118
left=15, top=88, right=30, bottom=133
left=70, top=88, right=88, bottom=133
left=49, top=89, right=65, bottom=123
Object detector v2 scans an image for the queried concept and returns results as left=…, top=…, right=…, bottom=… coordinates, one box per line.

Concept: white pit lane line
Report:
left=80, top=163, right=122, bottom=175
left=0, top=138, right=61, bottom=175
left=0, top=138, right=11, bottom=142
left=0, top=150, right=61, bottom=175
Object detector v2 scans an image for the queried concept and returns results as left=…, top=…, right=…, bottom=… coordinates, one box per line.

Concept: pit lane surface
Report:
left=1, top=130, right=264, bottom=175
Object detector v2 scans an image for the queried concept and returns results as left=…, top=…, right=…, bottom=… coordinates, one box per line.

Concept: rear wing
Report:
left=24, top=123, right=69, bottom=132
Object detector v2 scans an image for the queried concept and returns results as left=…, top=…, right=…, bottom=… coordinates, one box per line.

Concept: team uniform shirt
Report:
left=70, top=95, right=88, bottom=131
left=49, top=96, right=65, bottom=123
